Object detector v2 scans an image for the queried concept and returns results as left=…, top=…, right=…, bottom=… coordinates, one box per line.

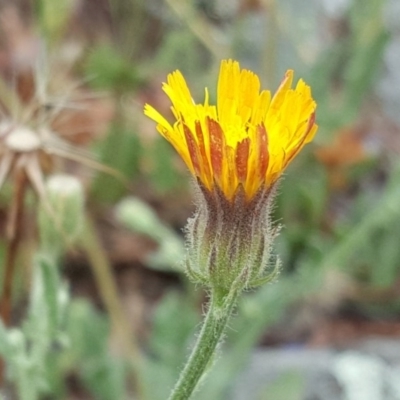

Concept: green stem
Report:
left=82, top=216, right=146, bottom=399
left=168, top=292, right=237, bottom=400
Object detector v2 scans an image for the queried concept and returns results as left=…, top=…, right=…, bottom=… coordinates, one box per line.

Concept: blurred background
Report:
left=0, top=0, right=400, bottom=399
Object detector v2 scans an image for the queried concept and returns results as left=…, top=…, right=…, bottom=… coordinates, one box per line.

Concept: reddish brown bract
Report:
left=207, top=118, right=224, bottom=183
left=235, top=138, right=250, bottom=183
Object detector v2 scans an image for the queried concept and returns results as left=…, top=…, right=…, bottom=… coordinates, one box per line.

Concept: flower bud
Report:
left=38, top=174, right=84, bottom=257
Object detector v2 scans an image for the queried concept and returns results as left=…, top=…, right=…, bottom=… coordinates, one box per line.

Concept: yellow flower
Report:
left=144, top=59, right=317, bottom=201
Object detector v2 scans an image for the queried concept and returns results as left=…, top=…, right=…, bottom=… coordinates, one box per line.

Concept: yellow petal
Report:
left=144, top=60, right=318, bottom=202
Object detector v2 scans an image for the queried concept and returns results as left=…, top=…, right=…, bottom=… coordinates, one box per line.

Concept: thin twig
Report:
left=1, top=162, right=27, bottom=324
left=0, top=161, right=28, bottom=386
left=164, top=0, right=229, bottom=59
left=82, top=216, right=146, bottom=399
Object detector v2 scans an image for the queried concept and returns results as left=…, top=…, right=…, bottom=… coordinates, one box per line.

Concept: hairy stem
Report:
left=168, top=292, right=237, bottom=400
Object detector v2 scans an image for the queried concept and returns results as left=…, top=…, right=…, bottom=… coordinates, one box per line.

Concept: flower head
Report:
left=144, top=60, right=317, bottom=201
left=144, top=60, right=317, bottom=298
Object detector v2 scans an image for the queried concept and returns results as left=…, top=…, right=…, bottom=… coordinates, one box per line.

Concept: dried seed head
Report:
left=5, top=126, right=41, bottom=152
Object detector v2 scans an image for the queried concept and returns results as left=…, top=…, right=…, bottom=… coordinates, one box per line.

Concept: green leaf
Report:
left=148, top=291, right=199, bottom=368
left=67, top=300, right=128, bottom=400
